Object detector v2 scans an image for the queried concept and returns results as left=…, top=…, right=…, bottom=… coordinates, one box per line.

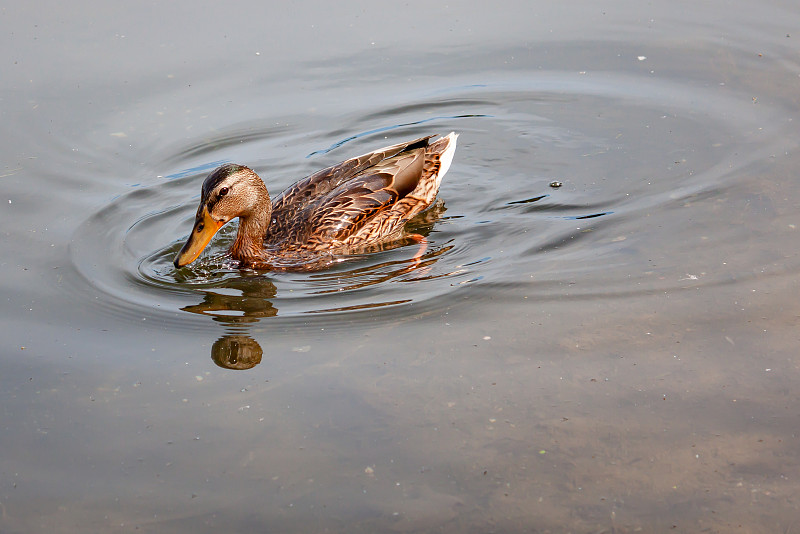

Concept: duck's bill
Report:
left=173, top=207, right=224, bottom=268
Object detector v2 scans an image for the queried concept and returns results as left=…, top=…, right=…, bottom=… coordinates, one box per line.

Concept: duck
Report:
left=173, top=132, right=458, bottom=271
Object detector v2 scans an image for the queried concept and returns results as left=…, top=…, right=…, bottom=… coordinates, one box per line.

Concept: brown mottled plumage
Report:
left=173, top=132, right=458, bottom=271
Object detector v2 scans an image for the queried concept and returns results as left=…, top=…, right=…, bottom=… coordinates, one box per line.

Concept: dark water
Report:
left=3, top=2, right=800, bottom=532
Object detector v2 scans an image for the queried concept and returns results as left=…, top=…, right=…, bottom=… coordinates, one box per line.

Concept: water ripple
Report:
left=68, top=60, right=796, bottom=341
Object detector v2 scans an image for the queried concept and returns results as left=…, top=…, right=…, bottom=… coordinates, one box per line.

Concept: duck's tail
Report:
left=433, top=132, right=458, bottom=184
left=412, top=132, right=458, bottom=205
left=339, top=132, right=458, bottom=248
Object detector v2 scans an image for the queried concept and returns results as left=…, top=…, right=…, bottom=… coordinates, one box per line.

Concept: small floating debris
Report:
left=549, top=181, right=562, bottom=188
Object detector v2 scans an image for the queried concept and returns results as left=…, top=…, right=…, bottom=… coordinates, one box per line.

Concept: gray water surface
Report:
left=2, top=2, right=800, bottom=532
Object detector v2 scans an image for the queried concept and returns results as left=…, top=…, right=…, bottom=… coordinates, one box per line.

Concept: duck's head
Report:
left=173, top=164, right=270, bottom=268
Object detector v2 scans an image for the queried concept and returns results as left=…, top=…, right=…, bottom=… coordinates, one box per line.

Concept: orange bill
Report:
left=173, top=206, right=225, bottom=268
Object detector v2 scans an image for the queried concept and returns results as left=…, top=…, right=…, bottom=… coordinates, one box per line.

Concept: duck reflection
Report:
left=211, top=334, right=263, bottom=370
left=181, top=275, right=278, bottom=323
left=180, top=276, right=276, bottom=370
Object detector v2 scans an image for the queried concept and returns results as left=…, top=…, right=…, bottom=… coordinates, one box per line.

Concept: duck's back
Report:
left=266, top=134, right=456, bottom=252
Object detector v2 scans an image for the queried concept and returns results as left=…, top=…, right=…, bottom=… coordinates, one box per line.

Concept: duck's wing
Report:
left=269, top=135, right=434, bottom=237
left=290, top=147, right=427, bottom=248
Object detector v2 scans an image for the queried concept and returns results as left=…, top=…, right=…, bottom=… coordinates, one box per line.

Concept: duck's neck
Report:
left=230, top=181, right=271, bottom=263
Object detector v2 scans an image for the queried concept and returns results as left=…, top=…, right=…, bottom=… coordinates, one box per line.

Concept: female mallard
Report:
left=174, top=132, right=458, bottom=270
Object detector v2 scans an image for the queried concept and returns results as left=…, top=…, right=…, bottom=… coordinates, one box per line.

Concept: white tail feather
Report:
left=437, top=132, right=458, bottom=182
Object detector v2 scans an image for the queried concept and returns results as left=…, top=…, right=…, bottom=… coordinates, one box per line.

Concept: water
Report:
left=2, top=2, right=800, bottom=532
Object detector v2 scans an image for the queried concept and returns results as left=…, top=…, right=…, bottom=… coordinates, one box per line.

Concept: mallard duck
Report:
left=174, top=132, right=458, bottom=270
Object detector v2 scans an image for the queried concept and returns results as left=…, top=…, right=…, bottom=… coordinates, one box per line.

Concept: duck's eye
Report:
left=219, top=186, right=229, bottom=197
